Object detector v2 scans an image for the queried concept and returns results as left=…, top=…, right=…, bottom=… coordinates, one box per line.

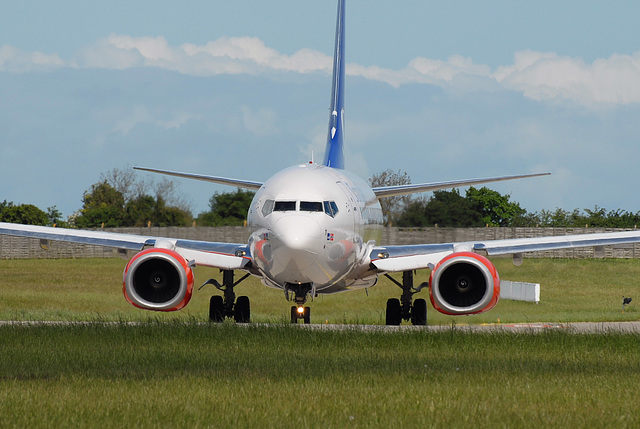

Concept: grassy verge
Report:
left=1, top=323, right=639, bottom=428
left=0, top=258, right=639, bottom=323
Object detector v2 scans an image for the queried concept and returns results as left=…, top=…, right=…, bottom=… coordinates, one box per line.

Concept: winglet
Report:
left=323, top=0, right=346, bottom=169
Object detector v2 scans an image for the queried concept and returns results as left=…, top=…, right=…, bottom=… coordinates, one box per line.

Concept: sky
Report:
left=2, top=0, right=640, bottom=218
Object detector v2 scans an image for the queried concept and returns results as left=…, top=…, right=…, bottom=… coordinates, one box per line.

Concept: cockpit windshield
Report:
left=274, top=201, right=296, bottom=212
left=300, top=201, right=323, bottom=212
left=262, top=200, right=339, bottom=217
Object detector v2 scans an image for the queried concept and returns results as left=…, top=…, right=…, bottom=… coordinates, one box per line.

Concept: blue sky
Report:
left=2, top=0, right=640, bottom=218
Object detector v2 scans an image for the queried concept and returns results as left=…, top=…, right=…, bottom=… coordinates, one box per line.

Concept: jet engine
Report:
left=429, top=252, right=500, bottom=315
left=122, top=248, right=194, bottom=311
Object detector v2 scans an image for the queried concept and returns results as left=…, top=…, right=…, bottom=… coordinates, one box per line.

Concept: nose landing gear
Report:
left=291, top=305, right=311, bottom=324
left=285, top=283, right=314, bottom=324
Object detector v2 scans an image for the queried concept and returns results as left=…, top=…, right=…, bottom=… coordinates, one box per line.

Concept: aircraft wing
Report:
left=370, top=230, right=640, bottom=272
left=0, top=222, right=251, bottom=270
left=134, top=167, right=263, bottom=190
left=372, top=172, right=550, bottom=198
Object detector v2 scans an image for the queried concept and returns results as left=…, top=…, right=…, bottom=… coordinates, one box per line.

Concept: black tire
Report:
left=209, top=295, right=224, bottom=322
left=303, top=307, right=311, bottom=325
left=234, top=296, right=251, bottom=323
left=291, top=306, right=298, bottom=324
left=386, top=298, right=401, bottom=325
left=411, top=298, right=427, bottom=326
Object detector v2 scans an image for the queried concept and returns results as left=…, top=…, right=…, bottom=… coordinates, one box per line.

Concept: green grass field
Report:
left=1, top=258, right=639, bottom=427
left=1, top=257, right=639, bottom=324
left=1, top=323, right=639, bottom=428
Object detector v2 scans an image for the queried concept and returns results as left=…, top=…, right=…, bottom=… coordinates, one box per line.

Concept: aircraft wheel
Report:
left=386, top=298, right=401, bottom=325
left=234, top=296, right=251, bottom=323
left=209, top=295, right=224, bottom=322
left=290, top=306, right=298, bottom=324
left=303, top=307, right=311, bottom=325
left=411, top=298, right=427, bottom=326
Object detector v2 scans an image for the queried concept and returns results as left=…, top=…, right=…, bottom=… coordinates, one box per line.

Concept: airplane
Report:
left=3, top=0, right=640, bottom=325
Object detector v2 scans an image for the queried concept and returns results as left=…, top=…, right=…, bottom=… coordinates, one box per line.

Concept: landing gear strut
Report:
left=202, top=270, right=251, bottom=323
left=286, top=283, right=313, bottom=324
left=384, top=271, right=428, bottom=326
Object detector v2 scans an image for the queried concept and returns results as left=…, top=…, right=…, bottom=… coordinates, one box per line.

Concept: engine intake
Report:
left=123, top=248, right=194, bottom=311
left=429, top=252, right=500, bottom=315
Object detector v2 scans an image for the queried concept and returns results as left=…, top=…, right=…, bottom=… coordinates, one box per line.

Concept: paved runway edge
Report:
left=1, top=320, right=640, bottom=333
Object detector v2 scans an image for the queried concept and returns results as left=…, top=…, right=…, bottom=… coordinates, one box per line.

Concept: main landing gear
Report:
left=384, top=271, right=428, bottom=326
left=286, top=283, right=313, bottom=324
left=202, top=270, right=252, bottom=323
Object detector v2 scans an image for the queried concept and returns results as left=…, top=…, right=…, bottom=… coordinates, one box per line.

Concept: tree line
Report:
left=371, top=169, right=640, bottom=229
left=3, top=168, right=640, bottom=228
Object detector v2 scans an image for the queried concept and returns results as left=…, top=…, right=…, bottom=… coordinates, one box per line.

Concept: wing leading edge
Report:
left=133, top=167, right=263, bottom=190
left=370, top=230, right=640, bottom=273
left=0, top=222, right=250, bottom=270
left=372, top=172, right=550, bottom=198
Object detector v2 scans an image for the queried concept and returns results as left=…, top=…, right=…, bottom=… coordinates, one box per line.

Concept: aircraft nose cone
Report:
left=272, top=216, right=323, bottom=251
left=270, top=216, right=323, bottom=272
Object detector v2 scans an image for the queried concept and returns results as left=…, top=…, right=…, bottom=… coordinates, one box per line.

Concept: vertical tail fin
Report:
left=323, top=0, right=346, bottom=169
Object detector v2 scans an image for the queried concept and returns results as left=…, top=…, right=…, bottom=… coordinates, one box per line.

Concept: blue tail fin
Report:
left=323, top=0, right=346, bottom=169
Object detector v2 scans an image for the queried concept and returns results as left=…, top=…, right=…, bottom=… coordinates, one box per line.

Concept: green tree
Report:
left=75, top=181, right=126, bottom=228
left=583, top=206, right=608, bottom=227
left=0, top=200, right=48, bottom=225
left=397, top=189, right=484, bottom=227
left=603, top=209, right=640, bottom=228
left=74, top=169, right=193, bottom=228
left=197, top=189, right=255, bottom=226
left=466, top=186, right=527, bottom=227
left=534, top=208, right=584, bottom=227
left=369, top=169, right=412, bottom=226
left=124, top=195, right=156, bottom=227
left=46, top=206, right=65, bottom=227
left=125, top=196, right=191, bottom=227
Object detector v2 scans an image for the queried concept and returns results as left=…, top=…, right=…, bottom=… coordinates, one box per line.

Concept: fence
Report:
left=2, top=226, right=639, bottom=260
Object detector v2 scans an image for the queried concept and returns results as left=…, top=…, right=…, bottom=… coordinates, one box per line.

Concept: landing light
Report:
left=297, top=306, right=305, bottom=314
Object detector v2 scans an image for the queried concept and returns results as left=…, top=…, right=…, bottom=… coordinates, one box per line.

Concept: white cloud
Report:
left=0, top=44, right=66, bottom=72
left=183, top=37, right=278, bottom=64
left=76, top=35, right=333, bottom=77
left=240, top=105, right=279, bottom=137
left=113, top=105, right=153, bottom=135
left=156, top=112, right=199, bottom=130
left=494, top=50, right=640, bottom=106
left=5, top=35, right=640, bottom=107
left=408, top=55, right=492, bottom=83
left=109, top=35, right=175, bottom=62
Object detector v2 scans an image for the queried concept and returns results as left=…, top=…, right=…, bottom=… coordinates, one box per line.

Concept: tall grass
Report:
left=1, top=323, right=639, bottom=428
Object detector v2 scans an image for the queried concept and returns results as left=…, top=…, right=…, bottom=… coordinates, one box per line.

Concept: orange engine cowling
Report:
left=122, top=248, right=194, bottom=312
left=429, top=252, right=500, bottom=315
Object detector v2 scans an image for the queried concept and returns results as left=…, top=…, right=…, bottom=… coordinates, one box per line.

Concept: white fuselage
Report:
left=247, top=163, right=383, bottom=294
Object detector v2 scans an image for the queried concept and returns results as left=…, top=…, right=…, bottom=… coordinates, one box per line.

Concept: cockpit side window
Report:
left=262, top=199, right=275, bottom=216
left=323, top=201, right=339, bottom=217
left=330, top=201, right=339, bottom=216
left=300, top=201, right=323, bottom=212
left=274, top=201, right=296, bottom=212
